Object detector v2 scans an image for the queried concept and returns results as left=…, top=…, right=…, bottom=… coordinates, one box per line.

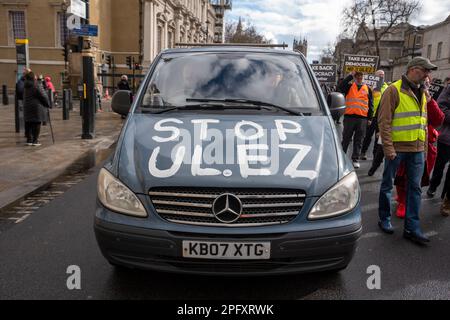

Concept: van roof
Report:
left=160, top=45, right=304, bottom=57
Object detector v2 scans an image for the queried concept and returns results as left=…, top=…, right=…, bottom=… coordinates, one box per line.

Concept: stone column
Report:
left=163, top=21, right=168, bottom=50
left=151, top=1, right=157, bottom=60
left=174, top=13, right=181, bottom=46
left=143, top=1, right=152, bottom=64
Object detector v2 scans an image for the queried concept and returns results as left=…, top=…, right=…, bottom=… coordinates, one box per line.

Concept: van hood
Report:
left=117, top=114, right=339, bottom=197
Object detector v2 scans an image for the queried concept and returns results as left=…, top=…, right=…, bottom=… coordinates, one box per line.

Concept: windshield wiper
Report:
left=141, top=103, right=262, bottom=114
left=186, top=98, right=302, bottom=116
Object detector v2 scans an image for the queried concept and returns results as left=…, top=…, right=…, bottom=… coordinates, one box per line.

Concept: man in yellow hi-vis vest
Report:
left=361, top=70, right=388, bottom=160
left=377, top=57, right=438, bottom=245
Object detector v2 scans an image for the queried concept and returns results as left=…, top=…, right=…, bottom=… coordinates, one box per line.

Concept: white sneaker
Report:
left=32, top=142, right=42, bottom=147
left=353, top=161, right=360, bottom=169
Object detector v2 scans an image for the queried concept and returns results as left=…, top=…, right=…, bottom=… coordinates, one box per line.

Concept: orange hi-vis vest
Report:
left=345, top=82, right=369, bottom=117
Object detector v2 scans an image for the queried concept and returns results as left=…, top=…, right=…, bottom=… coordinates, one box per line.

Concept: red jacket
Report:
left=45, top=77, right=56, bottom=93
left=395, top=98, right=444, bottom=186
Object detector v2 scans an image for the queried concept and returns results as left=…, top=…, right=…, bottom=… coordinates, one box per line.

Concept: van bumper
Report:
left=94, top=216, right=362, bottom=276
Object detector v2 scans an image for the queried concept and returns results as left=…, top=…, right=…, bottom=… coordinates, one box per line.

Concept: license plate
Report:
left=182, top=241, right=271, bottom=260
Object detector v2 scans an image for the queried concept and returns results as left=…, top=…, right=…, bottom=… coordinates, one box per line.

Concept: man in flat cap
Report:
left=377, top=57, right=438, bottom=245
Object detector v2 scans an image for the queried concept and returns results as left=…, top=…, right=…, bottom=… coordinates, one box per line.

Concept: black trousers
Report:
left=430, top=141, right=450, bottom=192
left=25, top=122, right=41, bottom=144
left=442, top=165, right=450, bottom=199
left=361, top=118, right=378, bottom=155
left=341, top=116, right=367, bottom=160
left=369, top=143, right=385, bottom=173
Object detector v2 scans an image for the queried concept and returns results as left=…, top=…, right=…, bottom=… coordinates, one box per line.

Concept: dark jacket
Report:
left=16, top=77, right=25, bottom=101
left=339, top=74, right=374, bottom=121
left=117, top=80, right=131, bottom=91
left=23, top=79, right=50, bottom=123
left=437, top=86, right=450, bottom=146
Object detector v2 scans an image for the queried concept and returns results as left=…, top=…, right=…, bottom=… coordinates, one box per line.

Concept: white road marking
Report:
left=424, top=231, right=438, bottom=237
left=360, top=232, right=382, bottom=239
left=14, top=214, right=30, bottom=224
left=361, top=203, right=379, bottom=212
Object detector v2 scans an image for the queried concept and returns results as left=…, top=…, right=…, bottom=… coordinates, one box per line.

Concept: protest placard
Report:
left=429, top=82, right=444, bottom=100
left=363, top=74, right=384, bottom=91
left=310, top=64, right=337, bottom=84
left=344, top=54, right=379, bottom=74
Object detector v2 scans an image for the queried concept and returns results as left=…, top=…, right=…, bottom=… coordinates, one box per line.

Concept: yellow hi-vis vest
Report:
left=373, top=82, right=388, bottom=117
left=391, top=80, right=427, bottom=143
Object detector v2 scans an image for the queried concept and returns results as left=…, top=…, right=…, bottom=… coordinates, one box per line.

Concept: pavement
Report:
left=0, top=117, right=449, bottom=299
left=0, top=99, right=123, bottom=213
left=0, top=158, right=449, bottom=300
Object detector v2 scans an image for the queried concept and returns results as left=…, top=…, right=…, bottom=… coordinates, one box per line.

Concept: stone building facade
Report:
left=0, top=0, right=231, bottom=94
left=293, top=37, right=307, bottom=57
left=392, top=26, right=425, bottom=81
left=422, top=15, right=450, bottom=81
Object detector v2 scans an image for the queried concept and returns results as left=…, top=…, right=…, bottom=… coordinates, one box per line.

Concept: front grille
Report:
left=149, top=187, right=306, bottom=227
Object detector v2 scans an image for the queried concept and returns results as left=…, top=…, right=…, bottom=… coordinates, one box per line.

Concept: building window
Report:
left=168, top=31, right=174, bottom=48
left=415, top=35, right=422, bottom=47
left=9, top=11, right=26, bottom=42
left=437, top=42, right=443, bottom=60
left=157, top=26, right=162, bottom=53
left=57, top=12, right=69, bottom=47
left=427, top=45, right=432, bottom=59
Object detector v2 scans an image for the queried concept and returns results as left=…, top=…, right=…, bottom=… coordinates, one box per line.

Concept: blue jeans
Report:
left=378, top=152, right=425, bottom=233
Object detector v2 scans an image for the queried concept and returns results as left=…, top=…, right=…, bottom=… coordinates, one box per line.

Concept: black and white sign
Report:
left=344, top=54, right=379, bottom=74
left=68, top=0, right=86, bottom=19
left=66, top=15, right=81, bottom=30
left=182, top=241, right=271, bottom=260
left=429, top=82, right=445, bottom=100
left=363, top=74, right=384, bottom=91
left=311, top=64, right=337, bottom=84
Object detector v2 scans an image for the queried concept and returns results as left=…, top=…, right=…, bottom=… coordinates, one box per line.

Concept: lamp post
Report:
left=61, top=0, right=70, bottom=90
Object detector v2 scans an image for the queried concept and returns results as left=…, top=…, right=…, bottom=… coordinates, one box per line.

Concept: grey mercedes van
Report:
left=94, top=46, right=362, bottom=275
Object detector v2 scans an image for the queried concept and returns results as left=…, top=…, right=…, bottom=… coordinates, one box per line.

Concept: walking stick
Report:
left=47, top=108, right=55, bottom=144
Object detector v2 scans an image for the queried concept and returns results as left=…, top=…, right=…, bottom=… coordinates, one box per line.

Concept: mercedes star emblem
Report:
left=212, top=193, right=243, bottom=224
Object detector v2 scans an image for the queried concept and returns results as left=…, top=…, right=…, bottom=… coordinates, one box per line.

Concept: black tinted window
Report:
left=141, top=52, right=320, bottom=111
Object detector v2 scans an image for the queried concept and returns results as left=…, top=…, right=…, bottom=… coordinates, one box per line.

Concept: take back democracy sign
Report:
left=311, top=64, right=337, bottom=84
left=344, top=54, right=379, bottom=74
left=363, top=74, right=384, bottom=91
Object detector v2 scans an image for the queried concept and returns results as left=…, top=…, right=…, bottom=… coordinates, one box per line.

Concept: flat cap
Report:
left=407, top=56, right=438, bottom=71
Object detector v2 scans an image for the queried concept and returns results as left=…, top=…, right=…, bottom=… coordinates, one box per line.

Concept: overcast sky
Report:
left=226, top=0, right=450, bottom=62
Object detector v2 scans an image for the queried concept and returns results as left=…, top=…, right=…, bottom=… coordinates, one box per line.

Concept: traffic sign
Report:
left=67, top=15, right=81, bottom=30
left=68, top=0, right=87, bottom=19
left=72, top=25, right=98, bottom=37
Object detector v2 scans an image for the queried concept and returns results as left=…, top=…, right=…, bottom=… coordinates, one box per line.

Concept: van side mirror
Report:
left=111, top=90, right=132, bottom=116
left=327, top=92, right=346, bottom=118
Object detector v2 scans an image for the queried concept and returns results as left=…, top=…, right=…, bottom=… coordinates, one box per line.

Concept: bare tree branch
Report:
left=341, top=0, right=421, bottom=58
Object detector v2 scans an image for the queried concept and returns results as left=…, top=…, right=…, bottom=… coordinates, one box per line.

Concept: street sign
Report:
left=363, top=74, right=384, bottom=91
left=67, top=14, right=81, bottom=30
left=15, top=39, right=29, bottom=66
left=68, top=0, right=86, bottom=19
left=311, top=64, right=337, bottom=84
left=344, top=54, right=379, bottom=74
left=72, top=24, right=98, bottom=37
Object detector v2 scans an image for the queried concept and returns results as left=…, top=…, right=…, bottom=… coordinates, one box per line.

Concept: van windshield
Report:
left=139, top=52, right=322, bottom=113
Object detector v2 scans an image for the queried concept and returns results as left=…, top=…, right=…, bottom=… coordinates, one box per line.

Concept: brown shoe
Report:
left=440, top=196, right=450, bottom=217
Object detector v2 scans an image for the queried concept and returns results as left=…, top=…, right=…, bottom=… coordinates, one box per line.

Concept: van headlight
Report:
left=97, top=168, right=147, bottom=217
left=308, top=172, right=360, bottom=220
